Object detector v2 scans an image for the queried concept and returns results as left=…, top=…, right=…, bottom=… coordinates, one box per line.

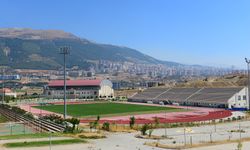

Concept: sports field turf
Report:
left=34, top=103, right=182, bottom=117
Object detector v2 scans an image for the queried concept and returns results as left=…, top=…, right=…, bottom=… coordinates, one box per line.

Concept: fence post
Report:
left=10, top=124, right=13, bottom=135
left=49, top=132, right=52, bottom=150
left=239, top=123, right=242, bottom=141
left=23, top=123, right=26, bottom=134
left=184, top=128, right=186, bottom=146
left=210, top=132, right=212, bottom=143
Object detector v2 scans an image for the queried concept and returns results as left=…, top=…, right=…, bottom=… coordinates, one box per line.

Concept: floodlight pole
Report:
left=60, top=46, right=70, bottom=119
left=245, top=58, right=250, bottom=110
left=164, top=108, right=167, bottom=137
left=1, top=68, right=5, bottom=104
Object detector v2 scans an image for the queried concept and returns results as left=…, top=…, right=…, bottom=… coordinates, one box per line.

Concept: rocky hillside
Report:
left=176, top=74, right=247, bottom=88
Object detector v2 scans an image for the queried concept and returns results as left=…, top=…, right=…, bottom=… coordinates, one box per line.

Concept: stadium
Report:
left=18, top=81, right=248, bottom=125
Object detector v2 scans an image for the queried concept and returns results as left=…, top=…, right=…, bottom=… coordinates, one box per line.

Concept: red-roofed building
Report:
left=45, top=79, right=114, bottom=99
left=0, top=88, right=17, bottom=98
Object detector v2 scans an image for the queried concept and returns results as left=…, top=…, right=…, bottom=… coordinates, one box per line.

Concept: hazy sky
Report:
left=1, top=0, right=249, bottom=68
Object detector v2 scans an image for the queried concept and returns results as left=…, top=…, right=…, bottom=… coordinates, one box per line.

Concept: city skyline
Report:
left=1, top=0, right=249, bottom=68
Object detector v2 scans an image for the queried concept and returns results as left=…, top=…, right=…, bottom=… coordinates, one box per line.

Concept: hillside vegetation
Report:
left=0, top=28, right=180, bottom=69
left=176, top=74, right=247, bottom=88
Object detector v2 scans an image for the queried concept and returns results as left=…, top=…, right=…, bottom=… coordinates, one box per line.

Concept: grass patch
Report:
left=0, top=133, right=63, bottom=140
left=3, top=139, right=85, bottom=148
left=77, top=132, right=106, bottom=139
left=0, top=115, right=8, bottom=123
left=34, top=102, right=182, bottom=117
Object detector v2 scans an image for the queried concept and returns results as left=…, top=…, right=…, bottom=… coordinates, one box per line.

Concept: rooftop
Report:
left=0, top=88, right=12, bottom=93
left=48, top=79, right=102, bottom=87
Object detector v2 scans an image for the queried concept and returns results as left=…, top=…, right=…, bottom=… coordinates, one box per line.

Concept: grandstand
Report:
left=129, top=87, right=248, bottom=110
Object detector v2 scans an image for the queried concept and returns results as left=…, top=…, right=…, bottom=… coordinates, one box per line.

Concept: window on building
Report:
left=243, top=95, right=247, bottom=100
left=238, top=96, right=241, bottom=100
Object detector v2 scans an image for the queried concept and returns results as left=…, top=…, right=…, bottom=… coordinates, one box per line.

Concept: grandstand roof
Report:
left=48, top=80, right=102, bottom=87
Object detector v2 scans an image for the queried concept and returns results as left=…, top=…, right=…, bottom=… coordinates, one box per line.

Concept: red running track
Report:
left=20, top=102, right=232, bottom=125
left=80, top=109, right=232, bottom=124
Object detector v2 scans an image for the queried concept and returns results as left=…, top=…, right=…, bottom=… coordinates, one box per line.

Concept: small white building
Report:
left=228, top=87, right=248, bottom=110
left=45, top=79, right=114, bottom=100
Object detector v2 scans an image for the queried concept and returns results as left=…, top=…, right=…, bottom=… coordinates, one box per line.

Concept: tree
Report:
left=129, top=116, right=136, bottom=129
left=97, top=115, right=100, bottom=122
left=141, top=124, right=149, bottom=135
left=154, top=117, right=160, bottom=127
left=237, top=141, right=243, bottom=150
left=89, top=122, right=94, bottom=132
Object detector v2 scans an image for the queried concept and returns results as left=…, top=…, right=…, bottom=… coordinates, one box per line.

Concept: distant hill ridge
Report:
left=0, top=28, right=78, bottom=40
left=0, top=28, right=181, bottom=69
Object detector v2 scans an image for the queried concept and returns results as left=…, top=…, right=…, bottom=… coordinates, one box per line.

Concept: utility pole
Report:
left=2, top=79, right=4, bottom=104
left=245, top=58, right=250, bottom=110
left=60, top=46, right=70, bottom=119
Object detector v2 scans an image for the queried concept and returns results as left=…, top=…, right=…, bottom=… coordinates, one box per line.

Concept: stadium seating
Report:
left=131, top=88, right=168, bottom=100
left=129, top=87, right=243, bottom=107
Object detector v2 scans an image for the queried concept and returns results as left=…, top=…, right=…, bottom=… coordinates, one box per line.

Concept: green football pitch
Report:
left=34, top=102, right=182, bottom=117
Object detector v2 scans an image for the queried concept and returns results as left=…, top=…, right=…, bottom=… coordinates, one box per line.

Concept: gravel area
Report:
left=189, top=141, right=250, bottom=150
left=151, top=120, right=249, bottom=146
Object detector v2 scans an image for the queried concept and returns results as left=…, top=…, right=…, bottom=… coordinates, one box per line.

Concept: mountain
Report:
left=0, top=28, right=181, bottom=69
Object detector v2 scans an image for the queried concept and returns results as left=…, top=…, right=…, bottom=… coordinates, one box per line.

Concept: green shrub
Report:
left=24, top=112, right=34, bottom=119
left=232, top=117, right=237, bottom=121
left=66, top=118, right=80, bottom=131
left=102, top=122, right=110, bottom=131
